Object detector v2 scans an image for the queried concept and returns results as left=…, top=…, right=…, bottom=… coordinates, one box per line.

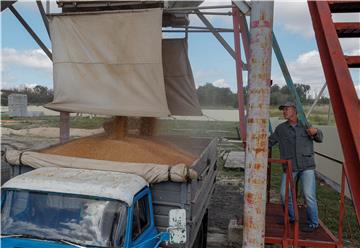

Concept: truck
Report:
left=1, top=136, right=218, bottom=248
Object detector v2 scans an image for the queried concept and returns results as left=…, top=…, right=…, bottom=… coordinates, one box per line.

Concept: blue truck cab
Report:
left=1, top=167, right=186, bottom=248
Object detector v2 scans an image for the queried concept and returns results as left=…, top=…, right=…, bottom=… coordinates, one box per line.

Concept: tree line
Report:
left=1, top=83, right=329, bottom=107
left=1, top=85, right=53, bottom=106
left=196, top=83, right=329, bottom=108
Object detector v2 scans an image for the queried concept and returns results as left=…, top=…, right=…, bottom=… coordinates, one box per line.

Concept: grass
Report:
left=1, top=115, right=109, bottom=130
left=1, top=104, right=335, bottom=131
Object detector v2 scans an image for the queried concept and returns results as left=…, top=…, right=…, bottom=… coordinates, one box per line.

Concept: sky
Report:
left=1, top=0, right=359, bottom=98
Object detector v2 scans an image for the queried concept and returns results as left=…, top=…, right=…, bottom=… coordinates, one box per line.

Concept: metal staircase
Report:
left=308, top=0, right=360, bottom=224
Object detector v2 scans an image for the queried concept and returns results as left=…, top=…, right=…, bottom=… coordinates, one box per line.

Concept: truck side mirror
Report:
left=168, top=209, right=186, bottom=244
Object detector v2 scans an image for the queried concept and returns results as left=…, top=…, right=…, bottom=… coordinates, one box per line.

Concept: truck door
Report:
left=129, top=187, right=158, bottom=248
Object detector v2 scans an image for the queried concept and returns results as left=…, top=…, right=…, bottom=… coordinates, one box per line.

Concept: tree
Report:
left=196, top=83, right=237, bottom=107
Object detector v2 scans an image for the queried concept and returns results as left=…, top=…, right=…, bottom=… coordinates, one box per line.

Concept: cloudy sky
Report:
left=1, top=0, right=359, bottom=98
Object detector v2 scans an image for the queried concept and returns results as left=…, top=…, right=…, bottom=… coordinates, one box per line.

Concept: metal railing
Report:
left=265, top=151, right=346, bottom=247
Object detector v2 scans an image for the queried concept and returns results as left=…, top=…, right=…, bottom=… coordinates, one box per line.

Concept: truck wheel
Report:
left=192, top=210, right=208, bottom=248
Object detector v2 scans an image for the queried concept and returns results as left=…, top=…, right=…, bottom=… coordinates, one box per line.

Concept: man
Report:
left=269, top=101, right=323, bottom=232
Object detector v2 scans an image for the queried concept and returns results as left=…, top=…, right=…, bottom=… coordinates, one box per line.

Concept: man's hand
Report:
left=306, top=127, right=318, bottom=136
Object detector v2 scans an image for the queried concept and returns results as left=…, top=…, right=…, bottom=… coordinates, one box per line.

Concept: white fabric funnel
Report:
left=163, top=39, right=202, bottom=116
left=46, top=9, right=170, bottom=117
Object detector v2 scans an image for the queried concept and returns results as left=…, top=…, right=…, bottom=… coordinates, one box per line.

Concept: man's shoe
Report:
left=301, top=224, right=319, bottom=233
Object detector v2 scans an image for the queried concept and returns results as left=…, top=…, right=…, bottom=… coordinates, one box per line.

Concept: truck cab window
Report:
left=132, top=194, right=150, bottom=240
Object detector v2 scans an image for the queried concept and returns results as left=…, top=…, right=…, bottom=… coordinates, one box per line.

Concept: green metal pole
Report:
left=272, top=33, right=310, bottom=127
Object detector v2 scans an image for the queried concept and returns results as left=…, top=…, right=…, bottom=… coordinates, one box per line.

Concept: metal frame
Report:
left=232, top=5, right=246, bottom=146
left=308, top=0, right=360, bottom=224
left=265, top=156, right=345, bottom=248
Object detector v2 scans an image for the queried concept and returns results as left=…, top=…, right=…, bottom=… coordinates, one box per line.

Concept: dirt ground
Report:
left=207, top=177, right=244, bottom=248
left=0, top=128, right=245, bottom=247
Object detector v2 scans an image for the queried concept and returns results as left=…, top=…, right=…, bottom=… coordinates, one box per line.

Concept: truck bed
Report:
left=151, top=136, right=218, bottom=247
left=6, top=135, right=218, bottom=248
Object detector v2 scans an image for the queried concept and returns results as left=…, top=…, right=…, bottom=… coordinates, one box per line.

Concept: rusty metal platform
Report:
left=265, top=203, right=339, bottom=247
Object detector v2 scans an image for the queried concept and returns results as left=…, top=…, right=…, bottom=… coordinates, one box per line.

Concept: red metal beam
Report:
left=308, top=1, right=360, bottom=225
left=345, top=55, right=360, bottom=68
left=239, top=14, right=250, bottom=63
left=329, top=1, right=360, bottom=13
left=334, top=22, right=360, bottom=38
left=232, top=5, right=247, bottom=146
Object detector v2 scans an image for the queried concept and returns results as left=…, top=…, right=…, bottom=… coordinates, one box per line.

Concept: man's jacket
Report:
left=268, top=121, right=323, bottom=171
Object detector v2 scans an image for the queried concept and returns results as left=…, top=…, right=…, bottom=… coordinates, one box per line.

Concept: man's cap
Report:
left=279, top=101, right=296, bottom=110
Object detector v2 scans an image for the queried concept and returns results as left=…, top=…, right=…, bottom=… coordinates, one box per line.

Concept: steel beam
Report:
left=345, top=55, right=360, bottom=68
left=46, top=0, right=50, bottom=14
left=163, top=30, right=233, bottom=33
left=239, top=14, right=250, bottom=62
left=306, top=82, right=327, bottom=118
left=169, top=10, right=232, bottom=16
left=233, top=0, right=251, bottom=15
left=308, top=0, right=360, bottom=224
left=36, top=0, right=50, bottom=39
left=334, top=22, right=360, bottom=38
left=272, top=33, right=309, bottom=127
left=232, top=5, right=247, bottom=145
left=8, top=5, right=52, bottom=60
left=60, top=112, right=70, bottom=144
left=242, top=1, right=274, bottom=247
left=1, top=1, right=16, bottom=12
left=196, top=10, right=247, bottom=70
left=165, top=5, right=232, bottom=12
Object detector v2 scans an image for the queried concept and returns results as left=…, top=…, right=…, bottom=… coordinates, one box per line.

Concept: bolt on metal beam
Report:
left=243, top=1, right=274, bottom=247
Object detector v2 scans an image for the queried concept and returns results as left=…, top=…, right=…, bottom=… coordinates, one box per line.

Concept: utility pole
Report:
left=242, top=1, right=274, bottom=247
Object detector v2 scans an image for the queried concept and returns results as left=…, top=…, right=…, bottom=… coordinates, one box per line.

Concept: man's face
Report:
left=282, top=106, right=297, bottom=120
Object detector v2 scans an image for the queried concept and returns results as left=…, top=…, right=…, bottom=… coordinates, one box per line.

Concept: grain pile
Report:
left=103, top=116, right=128, bottom=139
left=41, top=134, right=197, bottom=166
left=140, top=117, right=157, bottom=136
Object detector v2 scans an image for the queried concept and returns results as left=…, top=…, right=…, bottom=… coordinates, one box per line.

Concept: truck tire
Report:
left=192, top=210, right=208, bottom=248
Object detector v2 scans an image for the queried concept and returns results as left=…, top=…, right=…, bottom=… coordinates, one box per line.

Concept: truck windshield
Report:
left=1, top=189, right=128, bottom=247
